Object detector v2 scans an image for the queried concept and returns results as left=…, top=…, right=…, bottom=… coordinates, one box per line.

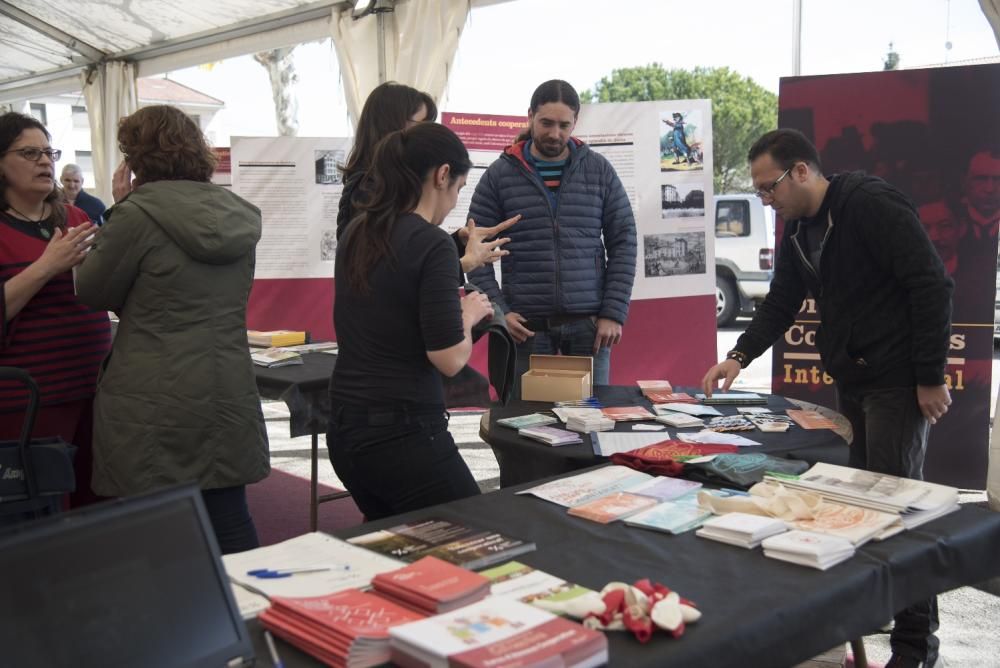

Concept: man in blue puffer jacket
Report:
left=466, top=80, right=637, bottom=390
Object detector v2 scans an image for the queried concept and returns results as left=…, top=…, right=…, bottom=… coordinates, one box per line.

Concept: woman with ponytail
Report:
left=339, top=82, right=518, bottom=275
left=328, top=123, right=494, bottom=520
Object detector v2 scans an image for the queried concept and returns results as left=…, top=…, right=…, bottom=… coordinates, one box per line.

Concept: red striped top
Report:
left=0, top=206, right=111, bottom=412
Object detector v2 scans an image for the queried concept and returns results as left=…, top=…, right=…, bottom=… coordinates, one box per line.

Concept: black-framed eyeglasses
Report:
left=2, top=147, right=62, bottom=162
left=755, top=167, right=791, bottom=200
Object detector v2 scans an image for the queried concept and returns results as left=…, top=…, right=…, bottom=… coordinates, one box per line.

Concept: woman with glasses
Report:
left=75, top=105, right=268, bottom=554
left=0, top=112, right=111, bottom=507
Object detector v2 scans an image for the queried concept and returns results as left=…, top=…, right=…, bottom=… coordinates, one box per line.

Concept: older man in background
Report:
left=61, top=163, right=106, bottom=225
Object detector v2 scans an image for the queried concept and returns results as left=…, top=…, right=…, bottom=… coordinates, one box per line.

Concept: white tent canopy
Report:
left=0, top=0, right=506, bottom=201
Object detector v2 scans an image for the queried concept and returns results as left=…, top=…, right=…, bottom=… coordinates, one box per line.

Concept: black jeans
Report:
left=201, top=485, right=260, bottom=555
left=326, top=403, right=481, bottom=521
left=837, top=385, right=938, bottom=665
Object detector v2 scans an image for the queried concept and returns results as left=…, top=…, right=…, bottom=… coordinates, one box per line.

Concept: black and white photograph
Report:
left=314, top=149, right=345, bottom=185
left=661, top=181, right=705, bottom=219
left=644, top=232, right=706, bottom=277
left=320, top=229, right=337, bottom=261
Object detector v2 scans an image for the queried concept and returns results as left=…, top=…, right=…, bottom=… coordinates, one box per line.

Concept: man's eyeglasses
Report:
left=755, top=167, right=791, bottom=200
left=2, top=147, right=62, bottom=162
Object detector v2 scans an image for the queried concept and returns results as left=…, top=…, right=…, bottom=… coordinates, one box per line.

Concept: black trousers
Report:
left=837, top=385, right=939, bottom=665
left=326, top=403, right=481, bottom=521
left=201, top=485, right=260, bottom=555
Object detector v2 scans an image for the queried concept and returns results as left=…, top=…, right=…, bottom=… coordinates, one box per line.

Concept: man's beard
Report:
left=533, top=137, right=566, bottom=158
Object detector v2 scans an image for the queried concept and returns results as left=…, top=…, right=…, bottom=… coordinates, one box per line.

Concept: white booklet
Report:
left=696, top=512, right=788, bottom=548
left=762, top=530, right=855, bottom=570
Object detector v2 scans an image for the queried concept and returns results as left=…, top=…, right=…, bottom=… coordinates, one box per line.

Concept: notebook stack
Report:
left=260, top=589, right=424, bottom=668
left=695, top=512, right=788, bottom=548
left=761, top=530, right=856, bottom=570
left=370, top=556, right=491, bottom=614
left=518, top=425, right=583, bottom=446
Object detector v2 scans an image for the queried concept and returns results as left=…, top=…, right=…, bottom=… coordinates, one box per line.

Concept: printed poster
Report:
left=773, top=64, right=1000, bottom=488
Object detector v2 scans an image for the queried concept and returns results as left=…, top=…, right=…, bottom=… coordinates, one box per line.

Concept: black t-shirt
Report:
left=331, top=213, right=464, bottom=407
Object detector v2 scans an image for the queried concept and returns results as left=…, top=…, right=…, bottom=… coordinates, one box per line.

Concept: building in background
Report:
left=20, top=77, right=224, bottom=193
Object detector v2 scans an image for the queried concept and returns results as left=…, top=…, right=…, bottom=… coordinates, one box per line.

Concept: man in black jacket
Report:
left=702, top=129, right=953, bottom=668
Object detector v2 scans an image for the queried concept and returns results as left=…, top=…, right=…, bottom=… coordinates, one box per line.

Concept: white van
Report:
left=713, top=194, right=775, bottom=327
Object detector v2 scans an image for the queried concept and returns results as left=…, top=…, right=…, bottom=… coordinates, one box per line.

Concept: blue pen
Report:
left=264, top=630, right=284, bottom=668
left=247, top=565, right=350, bottom=579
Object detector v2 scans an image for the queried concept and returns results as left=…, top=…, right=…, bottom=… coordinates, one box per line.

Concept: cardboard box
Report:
left=521, top=355, right=593, bottom=402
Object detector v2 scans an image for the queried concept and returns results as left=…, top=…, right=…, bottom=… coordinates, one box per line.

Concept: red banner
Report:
left=773, top=64, right=1000, bottom=488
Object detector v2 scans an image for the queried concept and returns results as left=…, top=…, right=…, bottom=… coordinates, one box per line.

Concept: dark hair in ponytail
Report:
left=343, top=123, right=471, bottom=294
left=342, top=82, right=438, bottom=182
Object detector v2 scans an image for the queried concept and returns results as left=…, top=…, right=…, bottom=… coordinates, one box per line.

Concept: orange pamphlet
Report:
left=786, top=409, right=838, bottom=430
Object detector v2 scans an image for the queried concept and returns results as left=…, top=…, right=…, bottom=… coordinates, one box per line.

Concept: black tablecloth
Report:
left=484, top=385, right=850, bottom=487
left=254, top=353, right=336, bottom=438
left=247, top=467, right=1000, bottom=668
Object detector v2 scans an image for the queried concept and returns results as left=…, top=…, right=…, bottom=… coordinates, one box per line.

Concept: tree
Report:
left=581, top=65, right=777, bottom=193
left=883, top=42, right=900, bottom=70
left=253, top=48, right=299, bottom=136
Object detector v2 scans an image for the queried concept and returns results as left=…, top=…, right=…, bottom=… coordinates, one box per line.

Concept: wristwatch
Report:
left=725, top=349, right=749, bottom=368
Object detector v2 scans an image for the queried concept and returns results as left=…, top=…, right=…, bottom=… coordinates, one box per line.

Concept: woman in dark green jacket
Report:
left=76, top=105, right=268, bottom=554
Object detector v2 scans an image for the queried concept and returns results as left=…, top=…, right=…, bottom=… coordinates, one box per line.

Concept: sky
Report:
left=166, top=0, right=1000, bottom=145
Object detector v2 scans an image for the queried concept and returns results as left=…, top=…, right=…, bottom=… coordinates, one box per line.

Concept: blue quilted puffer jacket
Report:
left=466, top=139, right=637, bottom=324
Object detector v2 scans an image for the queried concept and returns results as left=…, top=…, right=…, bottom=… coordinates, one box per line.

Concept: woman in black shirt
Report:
left=328, top=123, right=495, bottom=520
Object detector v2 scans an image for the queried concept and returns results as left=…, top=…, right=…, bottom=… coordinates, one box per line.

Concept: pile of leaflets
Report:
left=564, top=408, right=615, bottom=433
left=518, top=425, right=583, bottom=446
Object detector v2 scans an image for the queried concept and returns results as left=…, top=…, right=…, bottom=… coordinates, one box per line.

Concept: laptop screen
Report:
left=0, top=485, right=253, bottom=668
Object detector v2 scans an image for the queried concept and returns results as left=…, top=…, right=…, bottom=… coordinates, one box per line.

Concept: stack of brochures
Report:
left=762, top=530, right=856, bottom=570
left=348, top=519, right=536, bottom=571
left=250, top=348, right=303, bottom=368
left=696, top=512, right=788, bottom=548
left=480, top=561, right=596, bottom=615
left=564, top=410, right=615, bottom=433
left=389, top=598, right=608, bottom=668
left=765, top=463, right=960, bottom=531
left=496, top=413, right=559, bottom=429
left=654, top=412, right=704, bottom=428
left=247, top=329, right=308, bottom=347
left=695, top=392, right=768, bottom=406
left=601, top=406, right=656, bottom=421
left=261, top=589, right=423, bottom=668
left=371, top=556, right=490, bottom=614
left=518, top=425, right=583, bottom=446
left=278, top=341, right=339, bottom=354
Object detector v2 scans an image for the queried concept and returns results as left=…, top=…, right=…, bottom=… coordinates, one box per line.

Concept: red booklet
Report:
left=602, top=406, right=656, bottom=421
left=646, top=391, right=698, bottom=404
left=371, top=556, right=491, bottom=614
left=261, top=588, right=425, bottom=668
left=637, top=379, right=673, bottom=395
